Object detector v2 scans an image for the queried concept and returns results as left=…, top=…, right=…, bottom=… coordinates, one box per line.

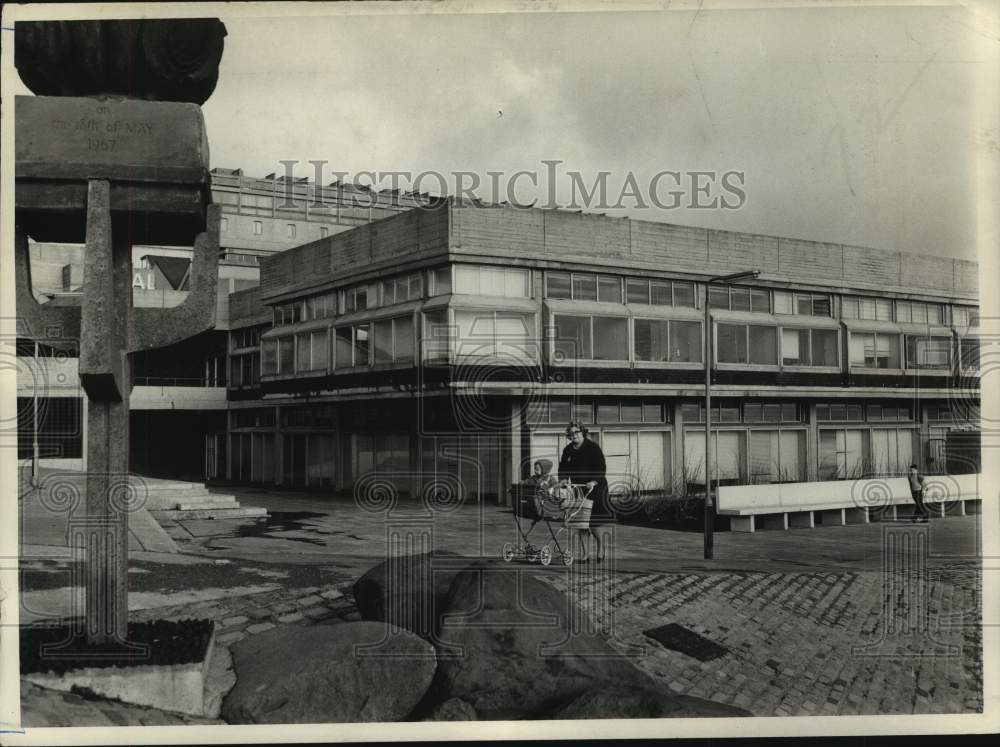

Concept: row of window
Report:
left=258, top=310, right=981, bottom=376
left=527, top=399, right=669, bottom=425
left=269, top=264, right=980, bottom=334
left=231, top=327, right=263, bottom=350
left=222, top=217, right=330, bottom=239
left=815, top=403, right=912, bottom=422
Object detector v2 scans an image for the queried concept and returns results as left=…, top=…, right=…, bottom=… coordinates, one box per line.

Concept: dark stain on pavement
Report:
left=230, top=511, right=328, bottom=546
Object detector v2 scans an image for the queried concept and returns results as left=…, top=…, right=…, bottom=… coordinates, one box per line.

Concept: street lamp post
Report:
left=704, top=269, right=760, bottom=560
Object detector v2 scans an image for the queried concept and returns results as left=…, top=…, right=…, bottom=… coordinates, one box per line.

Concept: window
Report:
left=774, top=292, right=793, bottom=314
left=253, top=220, right=263, bottom=235
left=849, top=332, right=900, bottom=369
left=310, top=330, right=328, bottom=371
left=457, top=265, right=529, bottom=297
left=748, top=326, right=777, bottom=365
left=432, top=266, right=452, bottom=296
left=684, top=430, right=746, bottom=484
left=625, top=278, right=649, bottom=304
left=673, top=283, right=696, bottom=308
left=287, top=224, right=297, bottom=238
left=781, top=328, right=838, bottom=367
left=866, top=404, right=912, bottom=422
left=272, top=302, right=304, bottom=326
left=952, top=306, right=979, bottom=329
left=775, top=292, right=830, bottom=316
left=742, top=402, right=802, bottom=423
left=622, top=278, right=695, bottom=307
left=261, top=339, right=277, bottom=375
left=453, top=310, right=535, bottom=362
left=844, top=295, right=894, bottom=321
left=320, top=227, right=329, bottom=238
left=717, top=323, right=748, bottom=363
left=380, top=274, right=423, bottom=305
left=373, top=316, right=415, bottom=364
left=295, top=334, right=311, bottom=372
left=552, top=315, right=627, bottom=360
left=717, top=323, right=777, bottom=365
left=220, top=217, right=229, bottom=232
left=634, top=319, right=703, bottom=363
left=819, top=429, right=867, bottom=480
left=342, top=283, right=377, bottom=314
left=650, top=281, right=672, bottom=306
left=905, top=335, right=951, bottom=370
left=307, top=293, right=336, bottom=320
left=750, top=289, right=770, bottom=313
left=546, top=272, right=572, bottom=299
left=710, top=286, right=774, bottom=313
left=278, top=337, right=294, bottom=374
left=553, top=315, right=591, bottom=360
left=598, top=276, right=623, bottom=304
left=335, top=324, right=370, bottom=368
left=815, top=403, right=865, bottom=421
left=572, top=274, right=598, bottom=301
left=958, top=338, right=980, bottom=370
left=593, top=317, right=628, bottom=360
left=749, top=430, right=805, bottom=483
left=423, top=309, right=450, bottom=361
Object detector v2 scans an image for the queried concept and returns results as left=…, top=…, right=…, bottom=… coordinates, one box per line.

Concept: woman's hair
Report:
left=565, top=419, right=589, bottom=437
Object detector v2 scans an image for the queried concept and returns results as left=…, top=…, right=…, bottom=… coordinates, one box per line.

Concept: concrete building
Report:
left=222, top=200, right=981, bottom=502
left=16, top=169, right=426, bottom=479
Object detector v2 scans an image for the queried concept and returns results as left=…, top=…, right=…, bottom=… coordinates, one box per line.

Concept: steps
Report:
left=134, top=476, right=267, bottom=521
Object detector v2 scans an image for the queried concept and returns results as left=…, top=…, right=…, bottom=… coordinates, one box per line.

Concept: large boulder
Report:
left=426, top=566, right=678, bottom=720
left=552, top=687, right=750, bottom=719
left=222, top=622, right=436, bottom=724
left=352, top=551, right=472, bottom=640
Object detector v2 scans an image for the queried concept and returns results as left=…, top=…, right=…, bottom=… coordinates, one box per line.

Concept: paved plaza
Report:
left=14, top=485, right=984, bottom=725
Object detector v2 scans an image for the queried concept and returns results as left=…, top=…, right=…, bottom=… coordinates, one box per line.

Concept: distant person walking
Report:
left=558, top=421, right=612, bottom=562
left=908, top=464, right=928, bottom=522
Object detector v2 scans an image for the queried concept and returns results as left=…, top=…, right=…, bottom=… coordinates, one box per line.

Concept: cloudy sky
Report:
left=11, top=2, right=997, bottom=261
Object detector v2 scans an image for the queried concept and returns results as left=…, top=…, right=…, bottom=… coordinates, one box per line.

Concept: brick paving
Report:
left=17, top=487, right=984, bottom=725
left=544, top=562, right=982, bottom=717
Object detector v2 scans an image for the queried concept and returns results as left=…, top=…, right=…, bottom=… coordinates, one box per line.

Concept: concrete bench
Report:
left=717, top=474, right=981, bottom=533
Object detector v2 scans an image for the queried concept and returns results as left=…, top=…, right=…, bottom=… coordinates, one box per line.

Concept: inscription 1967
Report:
left=49, top=114, right=155, bottom=153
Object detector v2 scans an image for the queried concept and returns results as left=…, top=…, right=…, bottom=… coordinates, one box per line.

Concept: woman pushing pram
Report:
left=501, top=458, right=594, bottom=566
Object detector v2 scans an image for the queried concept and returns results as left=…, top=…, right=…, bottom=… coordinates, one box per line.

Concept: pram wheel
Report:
left=539, top=546, right=553, bottom=566
left=501, top=542, right=515, bottom=562
left=562, top=550, right=574, bottom=566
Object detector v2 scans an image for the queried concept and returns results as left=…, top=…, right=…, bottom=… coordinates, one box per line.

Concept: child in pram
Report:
left=501, top=459, right=592, bottom=566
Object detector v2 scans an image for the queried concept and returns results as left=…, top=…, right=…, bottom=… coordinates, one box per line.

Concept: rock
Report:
left=428, top=566, right=662, bottom=720
left=352, top=551, right=471, bottom=640
left=221, top=622, right=435, bottom=724
left=423, top=697, right=478, bottom=721
left=551, top=687, right=751, bottom=719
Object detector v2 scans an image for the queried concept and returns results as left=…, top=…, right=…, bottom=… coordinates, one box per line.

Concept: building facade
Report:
left=223, top=201, right=982, bottom=503
left=16, top=169, right=426, bottom=479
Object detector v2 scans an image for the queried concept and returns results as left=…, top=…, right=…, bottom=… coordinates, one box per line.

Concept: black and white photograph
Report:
left=1, top=0, right=997, bottom=742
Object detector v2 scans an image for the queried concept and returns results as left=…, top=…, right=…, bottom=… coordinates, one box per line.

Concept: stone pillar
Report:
left=78, top=181, right=133, bottom=645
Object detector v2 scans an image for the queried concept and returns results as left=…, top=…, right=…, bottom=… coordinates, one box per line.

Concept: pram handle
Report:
left=559, top=482, right=596, bottom=498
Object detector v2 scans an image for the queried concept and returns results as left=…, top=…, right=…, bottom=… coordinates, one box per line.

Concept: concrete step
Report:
left=151, top=507, right=269, bottom=521
left=173, top=499, right=241, bottom=511
left=144, top=490, right=232, bottom=510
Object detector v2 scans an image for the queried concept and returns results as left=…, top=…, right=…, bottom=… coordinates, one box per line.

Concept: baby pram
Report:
left=501, top=482, right=594, bottom=566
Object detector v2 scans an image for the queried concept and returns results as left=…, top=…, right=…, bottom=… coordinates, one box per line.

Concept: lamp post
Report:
left=704, top=269, right=760, bottom=559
